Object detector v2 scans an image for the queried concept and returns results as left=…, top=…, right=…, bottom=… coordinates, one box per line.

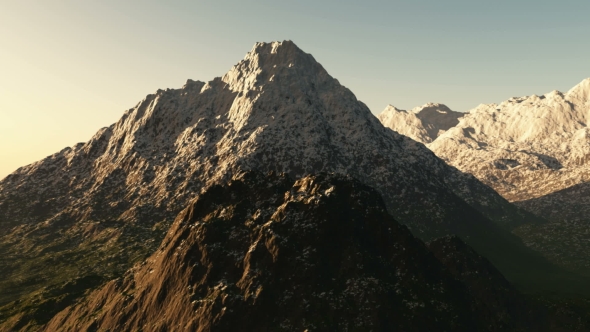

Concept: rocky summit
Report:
left=44, top=172, right=547, bottom=332
left=0, top=41, right=581, bottom=330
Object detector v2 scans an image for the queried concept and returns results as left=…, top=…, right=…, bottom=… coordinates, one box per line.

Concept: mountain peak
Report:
left=222, top=40, right=327, bottom=92
left=0, top=42, right=555, bottom=329
left=383, top=104, right=408, bottom=113
left=379, top=103, right=463, bottom=144
left=566, top=77, right=590, bottom=103
left=411, top=103, right=456, bottom=115
left=429, top=77, right=590, bottom=202
left=249, top=40, right=301, bottom=56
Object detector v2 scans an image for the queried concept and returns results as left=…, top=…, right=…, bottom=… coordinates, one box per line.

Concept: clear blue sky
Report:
left=1, top=0, right=589, bottom=178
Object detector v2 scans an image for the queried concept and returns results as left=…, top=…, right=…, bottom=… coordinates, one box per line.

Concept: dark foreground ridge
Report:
left=45, top=172, right=556, bottom=331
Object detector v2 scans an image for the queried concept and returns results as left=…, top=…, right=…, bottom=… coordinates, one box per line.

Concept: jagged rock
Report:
left=44, top=172, right=546, bottom=332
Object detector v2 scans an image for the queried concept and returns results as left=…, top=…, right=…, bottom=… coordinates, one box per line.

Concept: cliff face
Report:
left=45, top=172, right=543, bottom=332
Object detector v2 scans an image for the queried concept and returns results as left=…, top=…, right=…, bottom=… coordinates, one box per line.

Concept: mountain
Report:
left=428, top=78, right=590, bottom=202
left=377, top=103, right=463, bottom=144
left=43, top=172, right=547, bottom=332
left=379, top=79, right=590, bottom=273
left=0, top=41, right=572, bottom=329
left=425, top=79, right=590, bottom=272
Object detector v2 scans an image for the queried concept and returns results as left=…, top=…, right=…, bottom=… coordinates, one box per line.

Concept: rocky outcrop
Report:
left=44, top=172, right=547, bottom=332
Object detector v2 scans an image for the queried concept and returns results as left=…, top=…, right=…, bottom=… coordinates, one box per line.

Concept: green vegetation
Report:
left=0, top=219, right=169, bottom=331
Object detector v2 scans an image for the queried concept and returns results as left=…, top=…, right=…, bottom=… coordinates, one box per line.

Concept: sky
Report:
left=1, top=0, right=589, bottom=179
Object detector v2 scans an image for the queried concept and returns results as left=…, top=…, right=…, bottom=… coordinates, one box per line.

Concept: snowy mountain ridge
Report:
left=378, top=78, right=590, bottom=272
left=424, top=78, right=590, bottom=202
left=377, top=103, right=463, bottom=144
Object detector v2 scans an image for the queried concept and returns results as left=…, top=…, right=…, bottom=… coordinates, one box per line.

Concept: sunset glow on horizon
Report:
left=1, top=0, right=589, bottom=178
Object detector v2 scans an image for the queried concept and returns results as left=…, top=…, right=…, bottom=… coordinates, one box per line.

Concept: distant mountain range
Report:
left=379, top=78, right=590, bottom=273
left=378, top=103, right=463, bottom=144
left=0, top=41, right=588, bottom=331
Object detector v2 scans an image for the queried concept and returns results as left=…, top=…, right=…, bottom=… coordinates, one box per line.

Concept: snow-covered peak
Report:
left=2, top=42, right=527, bottom=236
left=428, top=78, right=590, bottom=201
left=566, top=77, right=590, bottom=104
left=384, top=104, right=407, bottom=113
left=378, top=103, right=463, bottom=144
left=410, top=102, right=453, bottom=114
left=378, top=105, right=429, bottom=143
left=222, top=40, right=329, bottom=93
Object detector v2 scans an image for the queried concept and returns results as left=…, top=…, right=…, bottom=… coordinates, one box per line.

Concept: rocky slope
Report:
left=43, top=172, right=547, bottom=332
left=0, top=41, right=565, bottom=329
left=377, top=103, right=463, bottom=144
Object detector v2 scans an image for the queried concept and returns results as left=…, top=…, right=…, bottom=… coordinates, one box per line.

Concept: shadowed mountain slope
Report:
left=45, top=172, right=549, bottom=332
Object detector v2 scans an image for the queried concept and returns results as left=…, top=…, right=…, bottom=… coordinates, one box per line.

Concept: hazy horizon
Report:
left=1, top=0, right=589, bottom=179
